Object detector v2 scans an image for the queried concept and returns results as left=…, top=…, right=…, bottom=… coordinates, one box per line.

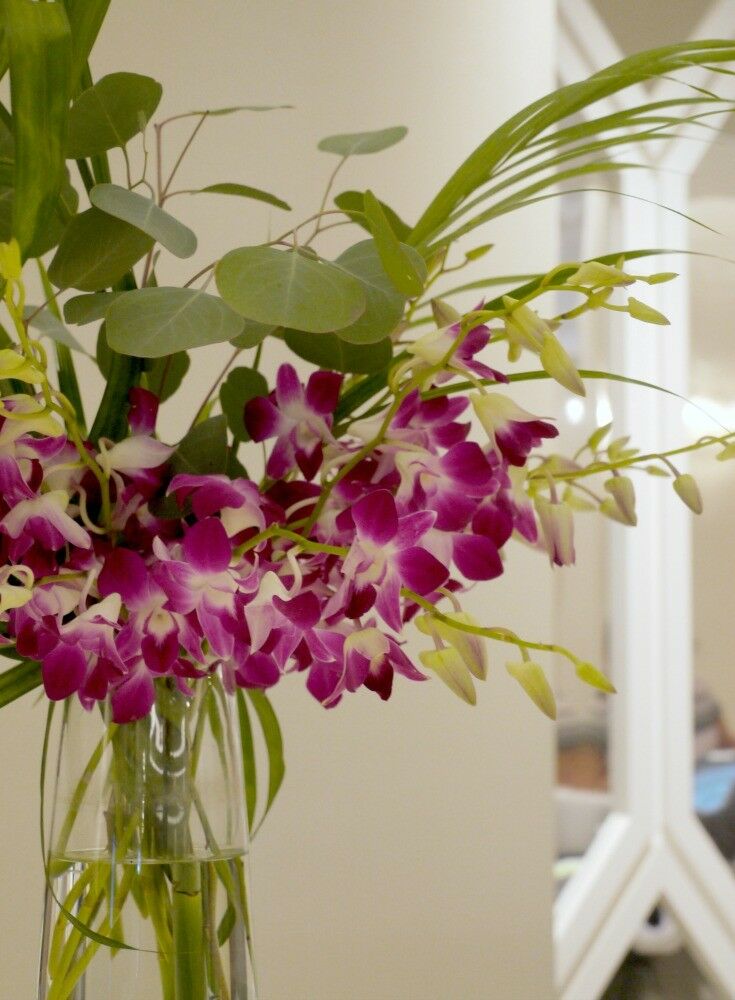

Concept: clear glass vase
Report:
left=38, top=676, right=256, bottom=1000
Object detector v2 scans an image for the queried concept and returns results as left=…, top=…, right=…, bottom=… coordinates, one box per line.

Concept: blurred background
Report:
left=2, top=2, right=735, bottom=998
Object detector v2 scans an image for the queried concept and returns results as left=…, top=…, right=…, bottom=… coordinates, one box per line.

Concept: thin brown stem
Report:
left=187, top=346, right=241, bottom=433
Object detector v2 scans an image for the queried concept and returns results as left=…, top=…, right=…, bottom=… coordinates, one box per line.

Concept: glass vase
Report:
left=38, top=676, right=256, bottom=1000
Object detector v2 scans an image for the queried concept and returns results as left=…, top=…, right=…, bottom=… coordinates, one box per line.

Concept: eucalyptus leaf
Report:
left=144, top=351, right=190, bottom=403
left=216, top=246, right=366, bottom=334
left=90, top=184, right=197, bottom=258
left=220, top=367, right=268, bottom=441
left=184, top=104, right=292, bottom=118
left=64, top=291, right=121, bottom=326
left=331, top=238, right=410, bottom=344
left=48, top=208, right=153, bottom=291
left=230, top=318, right=277, bottom=350
left=7, top=0, right=71, bottom=256
left=334, top=190, right=410, bottom=240
left=171, top=415, right=228, bottom=476
left=106, top=287, right=245, bottom=358
left=24, top=306, right=87, bottom=354
left=66, top=72, right=162, bottom=158
left=363, top=190, right=424, bottom=297
left=318, top=125, right=407, bottom=156
left=284, top=328, right=391, bottom=374
left=189, top=183, right=290, bottom=212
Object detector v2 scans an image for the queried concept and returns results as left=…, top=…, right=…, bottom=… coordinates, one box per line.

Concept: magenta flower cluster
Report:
left=1, top=341, right=560, bottom=723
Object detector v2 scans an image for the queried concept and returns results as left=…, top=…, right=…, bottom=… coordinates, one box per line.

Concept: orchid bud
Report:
left=0, top=348, right=44, bottom=385
left=502, top=296, right=549, bottom=355
left=565, top=261, right=634, bottom=287
left=604, top=476, right=637, bottom=525
left=673, top=473, right=703, bottom=514
left=575, top=661, right=616, bottom=694
left=506, top=659, right=556, bottom=719
left=717, top=443, right=735, bottom=462
left=627, top=296, right=669, bottom=326
left=430, top=297, right=460, bottom=328
left=534, top=495, right=575, bottom=566
left=539, top=333, right=586, bottom=397
left=407, top=327, right=453, bottom=367
left=419, top=647, right=476, bottom=705
left=416, top=611, right=487, bottom=680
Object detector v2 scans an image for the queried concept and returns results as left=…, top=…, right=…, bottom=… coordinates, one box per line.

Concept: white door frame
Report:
left=555, top=3, right=735, bottom=997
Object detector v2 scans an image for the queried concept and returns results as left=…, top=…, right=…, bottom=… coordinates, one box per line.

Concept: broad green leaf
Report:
left=0, top=168, right=78, bottom=258
left=7, top=0, right=72, bottom=256
left=48, top=208, right=153, bottom=291
left=189, top=183, right=290, bottom=212
left=363, top=190, right=423, bottom=297
left=0, top=658, right=41, bottom=708
left=62, top=0, right=111, bottom=92
left=24, top=306, right=86, bottom=354
left=332, top=238, right=406, bottom=344
left=171, top=415, right=228, bottom=476
left=64, top=291, right=121, bottom=325
left=318, top=125, right=407, bottom=156
left=334, top=190, right=410, bottom=240
left=144, top=351, right=190, bottom=403
left=220, top=367, right=268, bottom=441
left=235, top=689, right=258, bottom=832
left=284, top=328, right=391, bottom=374
left=246, top=689, right=285, bottom=832
left=106, top=287, right=244, bottom=358
left=66, top=72, right=162, bottom=158
left=231, top=318, right=277, bottom=349
left=90, top=184, right=197, bottom=258
left=216, top=246, right=366, bottom=334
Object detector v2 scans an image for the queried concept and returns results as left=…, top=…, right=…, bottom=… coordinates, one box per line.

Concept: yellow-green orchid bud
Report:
left=627, top=296, right=669, bottom=326
left=416, top=611, right=487, bottom=680
left=673, top=473, right=703, bottom=514
left=506, top=660, right=556, bottom=719
left=641, top=271, right=678, bottom=285
left=539, top=333, right=586, bottom=397
left=534, top=495, right=575, bottom=566
left=419, top=647, right=476, bottom=705
left=717, top=443, right=735, bottom=462
left=604, top=476, right=637, bottom=525
left=502, top=295, right=551, bottom=355
left=407, top=327, right=454, bottom=368
left=565, top=261, right=635, bottom=288
left=430, top=297, right=460, bottom=328
left=575, top=661, right=616, bottom=694
left=562, top=485, right=596, bottom=512
left=0, top=565, right=34, bottom=614
left=0, top=239, right=22, bottom=282
left=0, top=348, right=45, bottom=384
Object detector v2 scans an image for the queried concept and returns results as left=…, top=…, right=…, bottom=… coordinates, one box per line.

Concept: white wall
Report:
left=0, top=3, right=558, bottom=998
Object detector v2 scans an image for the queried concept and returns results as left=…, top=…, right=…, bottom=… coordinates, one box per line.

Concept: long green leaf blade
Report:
left=246, top=690, right=285, bottom=832
left=235, top=690, right=258, bottom=832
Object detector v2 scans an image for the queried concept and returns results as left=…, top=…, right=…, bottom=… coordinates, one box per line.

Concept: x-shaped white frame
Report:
left=556, top=2, right=735, bottom=997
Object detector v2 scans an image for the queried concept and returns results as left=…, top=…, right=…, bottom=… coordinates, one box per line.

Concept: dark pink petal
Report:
left=453, top=534, right=503, bottom=581
left=306, top=659, right=343, bottom=706
left=183, top=517, right=231, bottom=572
left=0, top=456, right=33, bottom=502
left=111, top=665, right=156, bottom=723
left=142, top=631, right=179, bottom=674
left=198, top=601, right=236, bottom=658
left=394, top=510, right=435, bottom=549
left=432, top=492, right=477, bottom=532
left=306, top=370, right=342, bottom=415
left=433, top=421, right=471, bottom=448
left=266, top=434, right=296, bottom=479
left=275, top=363, right=303, bottom=407
left=273, top=591, right=321, bottom=629
left=386, top=638, right=426, bottom=681
left=374, top=572, right=402, bottom=632
left=364, top=657, right=393, bottom=700
left=99, top=548, right=148, bottom=606
left=42, top=644, right=87, bottom=700
left=394, top=546, right=448, bottom=595
left=344, top=648, right=371, bottom=692
left=472, top=500, right=514, bottom=548
left=244, top=395, right=282, bottom=442
left=128, top=387, right=158, bottom=435
left=440, top=442, right=495, bottom=490
left=236, top=651, right=280, bottom=688
left=352, top=489, right=398, bottom=545
left=345, top=583, right=376, bottom=619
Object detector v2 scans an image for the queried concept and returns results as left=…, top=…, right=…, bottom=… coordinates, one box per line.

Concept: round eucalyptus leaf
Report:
left=331, top=239, right=406, bottom=344
left=106, top=287, right=244, bottom=358
left=66, top=72, right=163, bottom=158
left=284, top=328, right=392, bottom=374
left=90, top=184, right=197, bottom=259
left=230, top=318, right=277, bottom=349
left=318, top=126, right=408, bottom=156
left=192, top=183, right=290, bottom=211
left=216, top=246, right=366, bottom=334
left=48, top=208, right=153, bottom=291
left=220, top=366, right=269, bottom=440
left=64, top=292, right=122, bottom=326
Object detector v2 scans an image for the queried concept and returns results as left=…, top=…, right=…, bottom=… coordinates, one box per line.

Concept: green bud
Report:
left=586, top=422, right=612, bottom=452
left=673, top=473, right=703, bottom=514
left=430, top=297, right=460, bottom=328
left=627, top=296, right=670, bottom=326
left=566, top=261, right=635, bottom=288
left=575, top=661, right=616, bottom=694
left=506, top=660, right=556, bottom=719
left=717, top=443, right=735, bottom=462
left=539, top=334, right=586, bottom=397
left=464, top=243, right=493, bottom=261
left=419, top=647, right=476, bottom=705
left=604, top=476, right=637, bottom=525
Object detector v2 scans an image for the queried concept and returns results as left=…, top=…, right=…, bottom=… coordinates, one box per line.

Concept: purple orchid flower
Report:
left=470, top=392, right=558, bottom=466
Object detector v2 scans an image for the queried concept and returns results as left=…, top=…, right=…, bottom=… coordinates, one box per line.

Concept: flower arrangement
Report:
left=1, top=4, right=734, bottom=998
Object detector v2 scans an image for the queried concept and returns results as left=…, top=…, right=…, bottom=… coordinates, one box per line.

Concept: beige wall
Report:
left=0, top=3, right=558, bottom=998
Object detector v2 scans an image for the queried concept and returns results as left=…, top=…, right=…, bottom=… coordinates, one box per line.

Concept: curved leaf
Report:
left=230, top=318, right=276, bottom=350
left=334, top=190, right=410, bottom=240
left=171, top=415, right=228, bottom=476
left=332, top=238, right=407, bottom=344
left=64, top=291, right=121, bottom=325
left=190, top=183, right=290, bottom=211
left=220, top=367, right=268, bottom=441
left=106, top=287, right=244, bottom=358
left=90, top=183, right=197, bottom=258
left=246, top=690, right=285, bottom=832
left=7, top=0, right=72, bottom=256
left=48, top=207, right=153, bottom=291
left=284, top=328, right=391, bottom=374
left=363, top=190, right=424, bottom=297
left=318, top=125, right=407, bottom=156
left=24, top=306, right=87, bottom=354
left=216, top=246, right=366, bottom=334
left=66, top=72, right=162, bottom=158
left=63, top=0, right=111, bottom=93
